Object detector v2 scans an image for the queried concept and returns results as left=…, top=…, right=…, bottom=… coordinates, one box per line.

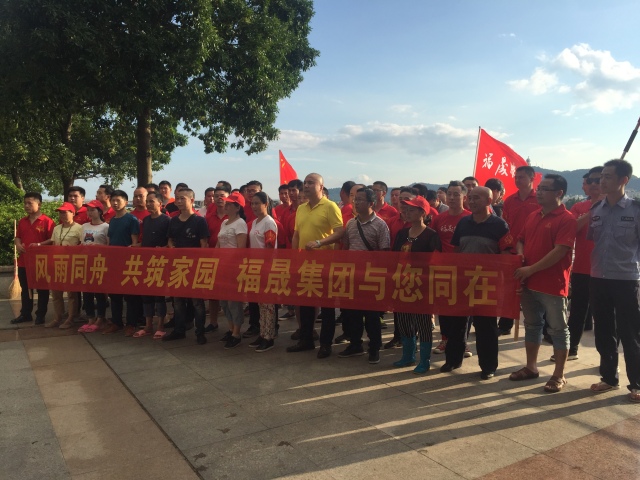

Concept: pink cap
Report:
left=223, top=192, right=246, bottom=208
left=56, top=202, right=76, bottom=213
left=401, top=196, right=429, bottom=213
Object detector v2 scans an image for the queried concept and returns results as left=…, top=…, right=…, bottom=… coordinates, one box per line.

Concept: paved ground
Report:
left=1, top=295, right=639, bottom=479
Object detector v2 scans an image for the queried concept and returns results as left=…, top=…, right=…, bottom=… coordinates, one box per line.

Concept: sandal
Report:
left=153, top=331, right=166, bottom=340
left=629, top=389, right=640, bottom=403
left=590, top=381, right=619, bottom=393
left=133, top=329, right=151, bottom=338
left=544, top=376, right=567, bottom=393
left=78, top=324, right=91, bottom=333
left=509, top=367, right=540, bottom=381
left=83, top=324, right=100, bottom=333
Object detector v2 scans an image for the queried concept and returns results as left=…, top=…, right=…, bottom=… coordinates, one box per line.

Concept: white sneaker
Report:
left=464, top=347, right=473, bottom=358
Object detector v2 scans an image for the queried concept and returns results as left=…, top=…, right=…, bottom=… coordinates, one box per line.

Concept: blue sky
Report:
left=107, top=0, right=640, bottom=198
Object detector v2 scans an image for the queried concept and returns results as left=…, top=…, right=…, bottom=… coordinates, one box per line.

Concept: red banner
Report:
left=279, top=150, right=298, bottom=185
left=25, top=246, right=522, bottom=318
left=474, top=128, right=541, bottom=197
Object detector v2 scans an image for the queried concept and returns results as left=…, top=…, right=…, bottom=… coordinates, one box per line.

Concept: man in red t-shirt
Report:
left=67, top=186, right=89, bottom=225
left=431, top=181, right=472, bottom=355
left=273, top=184, right=291, bottom=220
left=510, top=174, right=577, bottom=393
left=130, top=186, right=150, bottom=238
left=12, top=192, right=55, bottom=325
left=372, top=181, right=398, bottom=223
left=567, top=166, right=604, bottom=358
left=96, top=184, right=116, bottom=223
left=499, top=166, right=540, bottom=335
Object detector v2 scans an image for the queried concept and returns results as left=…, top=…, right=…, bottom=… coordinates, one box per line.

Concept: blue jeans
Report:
left=221, top=300, right=244, bottom=327
left=521, top=287, right=569, bottom=350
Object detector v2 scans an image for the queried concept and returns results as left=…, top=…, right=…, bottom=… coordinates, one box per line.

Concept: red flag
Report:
left=279, top=150, right=298, bottom=185
left=474, top=129, right=539, bottom=197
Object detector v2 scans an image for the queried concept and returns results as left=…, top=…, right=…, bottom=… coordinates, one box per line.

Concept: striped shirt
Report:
left=343, top=213, right=390, bottom=251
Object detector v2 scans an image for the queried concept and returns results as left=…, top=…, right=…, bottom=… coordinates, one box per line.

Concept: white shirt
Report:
left=217, top=218, right=248, bottom=248
left=250, top=216, right=278, bottom=249
left=82, top=222, right=109, bottom=245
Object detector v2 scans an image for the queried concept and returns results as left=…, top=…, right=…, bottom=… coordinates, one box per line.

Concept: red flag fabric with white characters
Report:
left=279, top=150, right=298, bottom=185
left=474, top=129, right=538, bottom=197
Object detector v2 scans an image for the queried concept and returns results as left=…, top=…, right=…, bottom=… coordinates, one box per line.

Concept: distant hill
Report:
left=326, top=168, right=640, bottom=200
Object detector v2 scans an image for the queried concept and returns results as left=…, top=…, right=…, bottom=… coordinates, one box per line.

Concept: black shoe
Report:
left=162, top=330, right=186, bottom=341
left=224, top=336, right=241, bottom=349
left=279, top=311, right=295, bottom=320
left=480, top=371, right=495, bottom=380
left=440, top=363, right=462, bottom=373
left=290, top=329, right=301, bottom=340
left=384, top=337, right=402, bottom=349
left=196, top=334, right=207, bottom=345
left=368, top=350, right=380, bottom=364
left=242, top=326, right=260, bottom=338
left=584, top=322, right=593, bottom=331
left=10, top=315, right=32, bottom=324
left=219, top=330, right=233, bottom=342
left=287, top=341, right=315, bottom=353
left=317, top=345, right=332, bottom=359
left=334, top=334, right=349, bottom=344
left=185, top=321, right=194, bottom=331
left=255, top=339, right=275, bottom=352
left=312, top=330, right=319, bottom=341
left=164, top=318, right=175, bottom=329
left=204, top=324, right=218, bottom=333
left=34, top=316, right=45, bottom=325
left=338, top=344, right=365, bottom=358
left=249, top=336, right=264, bottom=348
left=498, top=329, right=511, bottom=337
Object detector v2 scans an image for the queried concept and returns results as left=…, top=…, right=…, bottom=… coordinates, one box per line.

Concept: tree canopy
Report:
left=0, top=0, right=318, bottom=194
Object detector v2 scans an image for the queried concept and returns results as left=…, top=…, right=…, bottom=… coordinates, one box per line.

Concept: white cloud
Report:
left=499, top=33, right=516, bottom=38
left=279, top=122, right=478, bottom=156
left=389, top=104, right=419, bottom=118
left=353, top=174, right=372, bottom=184
left=509, top=43, right=640, bottom=114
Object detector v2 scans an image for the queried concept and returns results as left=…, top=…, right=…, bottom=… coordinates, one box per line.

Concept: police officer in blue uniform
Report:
left=588, top=159, right=640, bottom=403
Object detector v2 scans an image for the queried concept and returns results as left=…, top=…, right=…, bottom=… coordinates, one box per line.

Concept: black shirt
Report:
left=141, top=215, right=171, bottom=247
left=393, top=227, right=441, bottom=253
left=451, top=214, right=508, bottom=254
left=168, top=214, right=209, bottom=248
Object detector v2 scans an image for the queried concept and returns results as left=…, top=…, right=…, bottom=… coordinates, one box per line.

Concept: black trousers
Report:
left=249, top=302, right=260, bottom=329
left=568, top=272, right=591, bottom=350
left=110, top=294, right=143, bottom=327
left=342, top=309, right=382, bottom=351
left=590, top=278, right=640, bottom=391
left=300, top=306, right=335, bottom=345
left=442, top=315, right=498, bottom=372
left=18, top=266, right=49, bottom=319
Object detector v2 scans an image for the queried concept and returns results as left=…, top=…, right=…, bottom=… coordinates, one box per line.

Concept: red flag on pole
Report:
left=279, top=150, right=298, bottom=185
left=473, top=128, right=540, bottom=197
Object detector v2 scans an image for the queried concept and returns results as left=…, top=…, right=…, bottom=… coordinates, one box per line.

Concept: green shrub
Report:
left=0, top=200, right=63, bottom=266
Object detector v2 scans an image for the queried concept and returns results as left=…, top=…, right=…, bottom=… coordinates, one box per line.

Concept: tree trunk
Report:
left=136, top=108, right=152, bottom=186
left=60, top=175, right=74, bottom=199
left=60, top=113, right=75, bottom=197
left=10, top=167, right=23, bottom=191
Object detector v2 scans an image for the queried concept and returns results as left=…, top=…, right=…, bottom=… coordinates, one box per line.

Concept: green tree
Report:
left=0, top=0, right=318, bottom=187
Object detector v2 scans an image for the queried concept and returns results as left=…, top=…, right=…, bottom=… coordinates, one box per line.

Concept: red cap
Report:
left=56, top=202, right=76, bottom=213
left=401, top=196, right=429, bottom=213
left=85, top=200, right=104, bottom=211
left=223, top=192, right=246, bottom=207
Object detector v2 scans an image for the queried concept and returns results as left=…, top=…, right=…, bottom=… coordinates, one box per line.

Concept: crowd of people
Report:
left=11, top=160, right=640, bottom=402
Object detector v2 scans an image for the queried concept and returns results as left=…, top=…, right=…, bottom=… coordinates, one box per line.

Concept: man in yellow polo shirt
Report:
left=287, top=173, right=344, bottom=358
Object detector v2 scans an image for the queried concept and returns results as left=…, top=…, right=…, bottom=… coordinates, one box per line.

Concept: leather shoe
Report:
left=286, top=342, right=315, bottom=353
left=317, top=345, right=332, bottom=359
left=34, top=316, right=45, bottom=325
left=481, top=371, right=495, bottom=380
left=10, top=315, right=32, bottom=324
left=440, top=363, right=462, bottom=373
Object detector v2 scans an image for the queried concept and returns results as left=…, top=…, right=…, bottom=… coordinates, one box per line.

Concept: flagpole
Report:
left=620, top=117, right=640, bottom=160
left=473, top=126, right=481, bottom=177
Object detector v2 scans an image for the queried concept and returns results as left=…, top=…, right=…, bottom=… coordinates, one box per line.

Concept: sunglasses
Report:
left=585, top=178, right=600, bottom=185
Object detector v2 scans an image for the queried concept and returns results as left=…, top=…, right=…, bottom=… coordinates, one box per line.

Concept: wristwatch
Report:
left=315, top=240, right=321, bottom=247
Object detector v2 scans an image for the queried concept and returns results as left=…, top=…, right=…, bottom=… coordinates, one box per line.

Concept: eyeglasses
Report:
left=585, top=178, right=600, bottom=185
